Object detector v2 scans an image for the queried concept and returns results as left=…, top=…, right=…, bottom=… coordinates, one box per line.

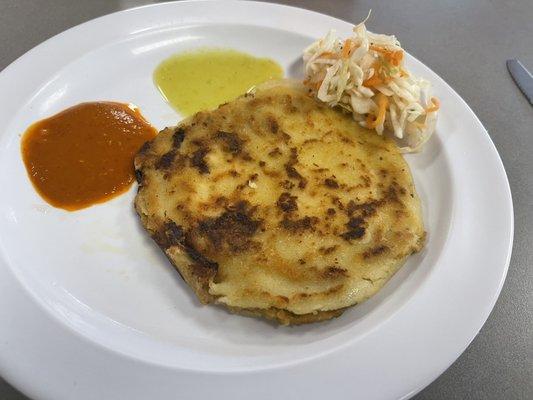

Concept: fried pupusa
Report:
left=134, top=81, right=425, bottom=325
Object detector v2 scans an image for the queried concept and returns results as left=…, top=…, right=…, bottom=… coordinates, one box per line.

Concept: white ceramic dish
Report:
left=0, top=2, right=513, bottom=399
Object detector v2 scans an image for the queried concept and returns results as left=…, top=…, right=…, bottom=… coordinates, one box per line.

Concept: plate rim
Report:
left=0, top=1, right=514, bottom=399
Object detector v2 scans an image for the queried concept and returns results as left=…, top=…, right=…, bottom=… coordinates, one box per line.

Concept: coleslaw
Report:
left=303, top=16, right=439, bottom=152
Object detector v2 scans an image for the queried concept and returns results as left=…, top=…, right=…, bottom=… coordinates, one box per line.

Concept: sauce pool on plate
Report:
left=21, top=102, right=157, bottom=211
left=153, top=48, right=283, bottom=116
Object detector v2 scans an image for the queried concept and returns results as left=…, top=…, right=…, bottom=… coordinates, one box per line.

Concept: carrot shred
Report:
left=426, top=97, right=440, bottom=112
left=363, top=74, right=382, bottom=87
left=370, top=45, right=403, bottom=66
left=366, top=93, right=389, bottom=129
left=388, top=50, right=403, bottom=66
left=369, top=44, right=386, bottom=53
left=341, top=39, right=353, bottom=58
left=363, top=62, right=383, bottom=87
left=319, top=52, right=338, bottom=59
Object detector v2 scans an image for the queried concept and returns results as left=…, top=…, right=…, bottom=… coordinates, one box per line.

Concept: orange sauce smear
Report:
left=21, top=102, right=157, bottom=211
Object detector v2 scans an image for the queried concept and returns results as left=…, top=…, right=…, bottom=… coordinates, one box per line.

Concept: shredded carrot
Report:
left=370, top=45, right=403, bottom=66
left=363, top=70, right=392, bottom=86
left=363, top=74, right=383, bottom=87
left=388, top=50, right=403, bottom=66
left=319, top=52, right=338, bottom=59
left=363, top=62, right=383, bottom=87
left=369, top=44, right=386, bottom=54
left=426, top=97, right=440, bottom=112
left=341, top=39, right=354, bottom=58
left=366, top=93, right=389, bottom=129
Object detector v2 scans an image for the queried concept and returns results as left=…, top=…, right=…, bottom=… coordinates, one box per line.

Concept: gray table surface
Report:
left=1, top=0, right=531, bottom=399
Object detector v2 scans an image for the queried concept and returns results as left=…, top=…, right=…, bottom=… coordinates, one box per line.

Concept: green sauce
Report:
left=153, top=48, right=283, bottom=116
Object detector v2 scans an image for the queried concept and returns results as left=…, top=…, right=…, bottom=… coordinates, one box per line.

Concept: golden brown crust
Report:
left=134, top=81, right=425, bottom=325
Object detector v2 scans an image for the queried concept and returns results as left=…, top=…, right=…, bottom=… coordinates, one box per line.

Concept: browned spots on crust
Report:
left=280, top=180, right=295, bottom=190
left=137, top=140, right=151, bottom=157
left=276, top=192, right=298, bottom=212
left=184, top=243, right=218, bottom=276
left=363, top=245, right=389, bottom=259
left=293, top=284, right=344, bottom=301
left=346, top=200, right=358, bottom=216
left=341, top=217, right=366, bottom=241
left=191, top=148, right=210, bottom=174
left=215, top=131, right=243, bottom=154
left=197, top=201, right=261, bottom=253
left=322, top=266, right=348, bottom=279
left=288, top=147, right=297, bottom=161
left=241, top=151, right=253, bottom=161
left=263, top=169, right=281, bottom=179
left=247, top=96, right=273, bottom=109
left=283, top=94, right=298, bottom=114
left=324, top=284, right=344, bottom=294
left=268, top=147, right=282, bottom=158
left=326, top=208, right=336, bottom=216
left=189, top=262, right=217, bottom=279
left=324, top=177, right=339, bottom=189
left=152, top=221, right=185, bottom=249
left=313, top=167, right=329, bottom=173
left=287, top=105, right=298, bottom=113
left=341, top=136, right=353, bottom=144
left=285, top=165, right=308, bottom=189
left=155, top=149, right=176, bottom=170
left=285, top=166, right=299, bottom=179
left=285, top=147, right=307, bottom=189
left=134, top=168, right=143, bottom=184
left=298, top=258, right=306, bottom=265
left=281, top=132, right=291, bottom=143
left=395, top=210, right=407, bottom=218
left=280, top=216, right=318, bottom=232
left=259, top=160, right=266, bottom=167
left=214, top=196, right=227, bottom=207
left=346, top=200, right=380, bottom=217
left=267, top=116, right=279, bottom=133
left=173, top=127, right=186, bottom=148
left=151, top=222, right=218, bottom=281
left=386, top=183, right=401, bottom=202
left=319, top=245, right=338, bottom=255
left=331, top=196, right=345, bottom=210
left=303, top=138, right=319, bottom=145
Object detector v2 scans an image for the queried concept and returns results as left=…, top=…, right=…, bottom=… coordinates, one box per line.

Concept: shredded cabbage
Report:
left=303, top=16, right=439, bottom=152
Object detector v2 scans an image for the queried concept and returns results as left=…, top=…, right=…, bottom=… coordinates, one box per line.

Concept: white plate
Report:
left=0, top=2, right=513, bottom=399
